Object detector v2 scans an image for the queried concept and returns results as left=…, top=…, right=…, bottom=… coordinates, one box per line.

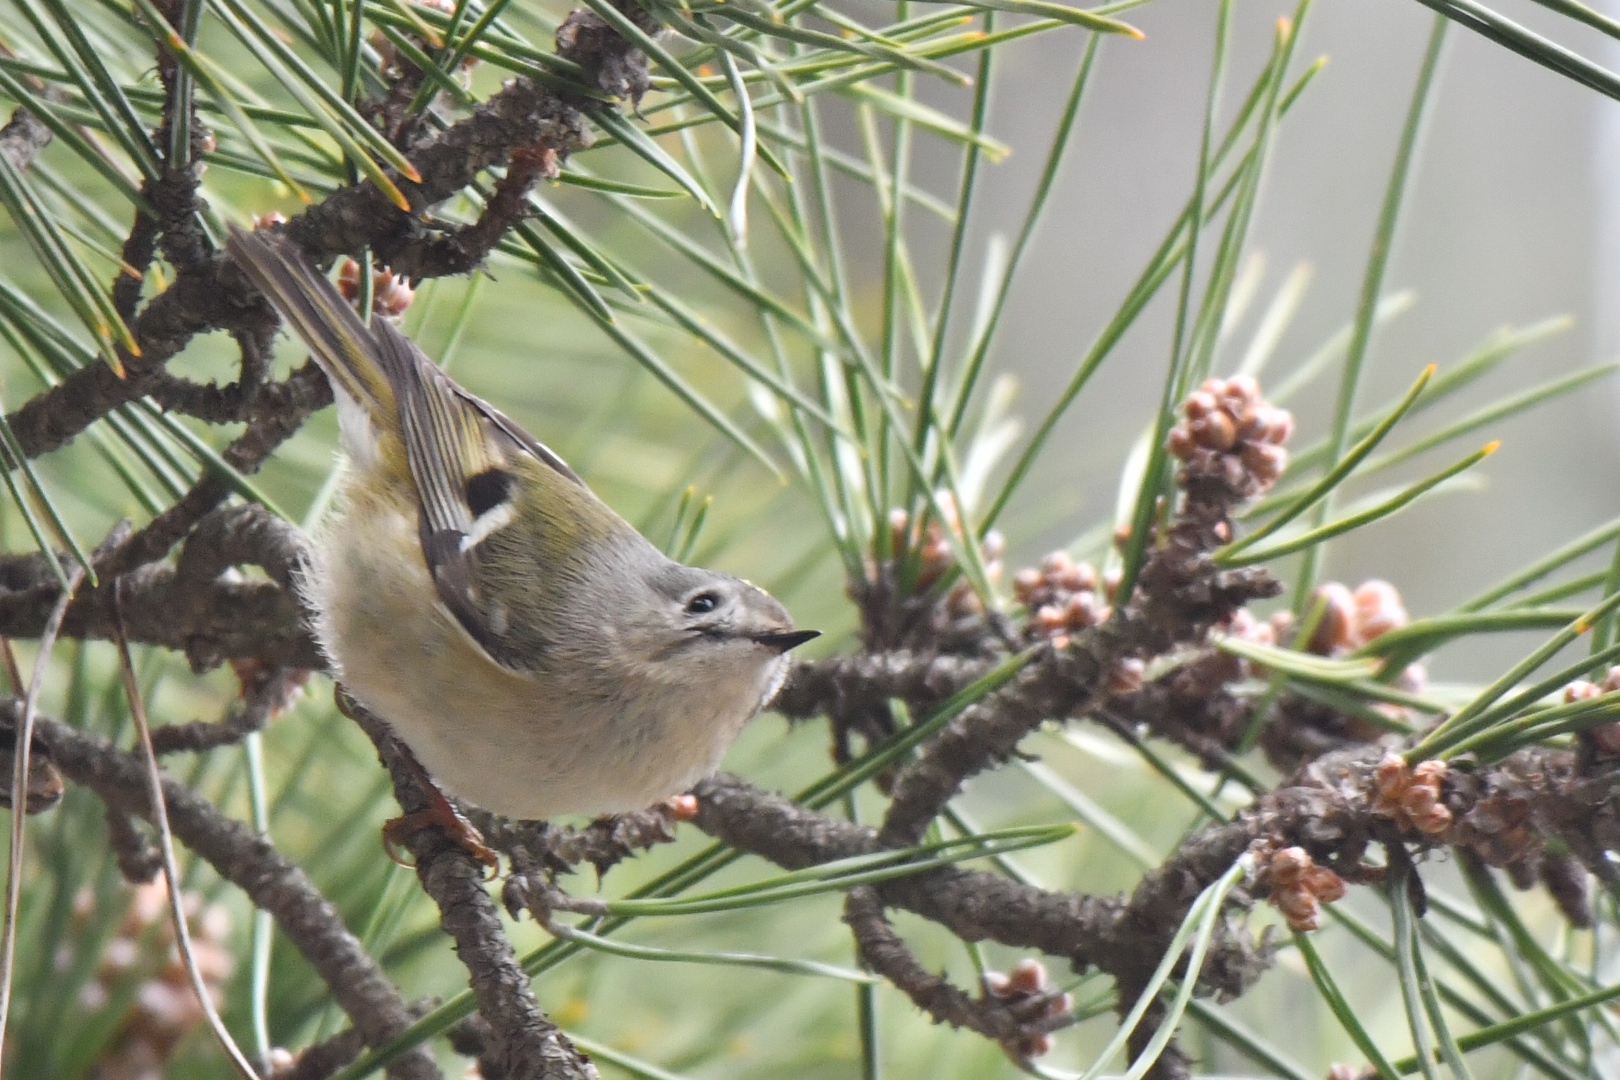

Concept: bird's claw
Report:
left=382, top=801, right=499, bottom=880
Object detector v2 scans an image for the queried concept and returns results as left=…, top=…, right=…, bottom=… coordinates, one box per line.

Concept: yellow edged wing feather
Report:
left=226, top=224, right=582, bottom=669
left=225, top=225, right=395, bottom=421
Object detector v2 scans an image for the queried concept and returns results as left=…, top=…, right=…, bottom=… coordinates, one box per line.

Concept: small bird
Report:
left=227, top=226, right=817, bottom=828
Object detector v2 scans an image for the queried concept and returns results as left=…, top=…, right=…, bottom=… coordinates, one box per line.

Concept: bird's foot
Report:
left=383, top=782, right=499, bottom=879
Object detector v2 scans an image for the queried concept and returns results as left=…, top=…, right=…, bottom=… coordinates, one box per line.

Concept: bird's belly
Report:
left=345, top=646, right=753, bottom=819
left=311, top=503, right=760, bottom=820
left=398, top=691, right=751, bottom=820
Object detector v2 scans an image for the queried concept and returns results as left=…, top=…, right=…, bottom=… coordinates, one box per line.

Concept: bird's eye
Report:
left=685, top=592, right=719, bottom=616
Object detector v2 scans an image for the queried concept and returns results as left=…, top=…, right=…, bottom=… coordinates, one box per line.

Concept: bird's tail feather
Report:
left=226, top=225, right=396, bottom=421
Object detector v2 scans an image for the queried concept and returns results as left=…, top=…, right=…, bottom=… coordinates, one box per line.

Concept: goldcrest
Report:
left=227, top=227, right=817, bottom=820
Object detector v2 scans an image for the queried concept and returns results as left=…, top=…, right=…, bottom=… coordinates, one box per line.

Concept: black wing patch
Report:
left=466, top=468, right=515, bottom=518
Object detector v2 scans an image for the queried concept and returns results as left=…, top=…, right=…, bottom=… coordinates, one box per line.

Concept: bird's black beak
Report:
left=753, top=629, right=821, bottom=654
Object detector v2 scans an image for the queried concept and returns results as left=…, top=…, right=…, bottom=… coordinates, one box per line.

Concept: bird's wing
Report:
left=369, top=310, right=581, bottom=668
left=228, top=224, right=583, bottom=666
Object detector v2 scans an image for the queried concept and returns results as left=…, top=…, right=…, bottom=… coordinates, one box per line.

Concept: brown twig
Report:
left=7, top=72, right=587, bottom=462
left=99, top=358, right=329, bottom=580
left=471, top=803, right=681, bottom=885
left=771, top=648, right=998, bottom=742
left=105, top=801, right=163, bottom=883
left=0, top=556, right=318, bottom=670
left=844, top=885, right=1072, bottom=1046
left=150, top=665, right=308, bottom=755
left=346, top=696, right=600, bottom=1080
left=280, top=76, right=591, bottom=279
left=281, top=1027, right=372, bottom=1080
left=24, top=707, right=442, bottom=1079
